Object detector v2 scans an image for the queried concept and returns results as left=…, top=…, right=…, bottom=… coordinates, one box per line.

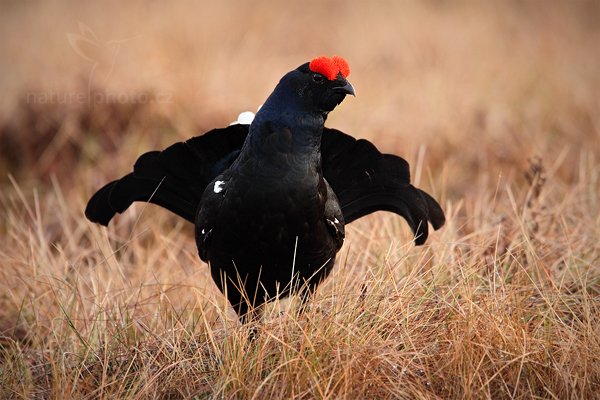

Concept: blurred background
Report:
left=1, top=4, right=599, bottom=395
left=1, top=0, right=599, bottom=198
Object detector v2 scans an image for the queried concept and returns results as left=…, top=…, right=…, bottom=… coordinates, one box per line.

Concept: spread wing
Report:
left=321, top=128, right=445, bottom=245
left=85, top=124, right=248, bottom=225
left=85, top=124, right=445, bottom=245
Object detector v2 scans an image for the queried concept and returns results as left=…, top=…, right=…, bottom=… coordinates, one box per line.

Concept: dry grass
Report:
left=1, top=1, right=599, bottom=398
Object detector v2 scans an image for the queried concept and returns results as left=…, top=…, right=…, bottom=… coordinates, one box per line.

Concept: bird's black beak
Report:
left=333, top=80, right=356, bottom=96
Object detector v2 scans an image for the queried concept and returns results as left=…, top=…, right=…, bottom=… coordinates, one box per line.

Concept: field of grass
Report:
left=1, top=1, right=599, bottom=398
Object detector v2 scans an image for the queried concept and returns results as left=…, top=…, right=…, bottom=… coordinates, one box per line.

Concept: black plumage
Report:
left=85, top=57, right=445, bottom=321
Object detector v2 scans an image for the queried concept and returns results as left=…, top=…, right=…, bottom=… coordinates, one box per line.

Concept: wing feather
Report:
left=85, top=124, right=249, bottom=225
left=321, top=128, right=444, bottom=245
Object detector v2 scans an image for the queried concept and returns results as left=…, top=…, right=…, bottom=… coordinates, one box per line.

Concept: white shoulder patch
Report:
left=213, top=180, right=225, bottom=193
left=229, top=111, right=255, bottom=125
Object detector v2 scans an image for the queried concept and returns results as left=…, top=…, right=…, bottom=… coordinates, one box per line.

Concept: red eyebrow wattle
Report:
left=309, top=56, right=350, bottom=81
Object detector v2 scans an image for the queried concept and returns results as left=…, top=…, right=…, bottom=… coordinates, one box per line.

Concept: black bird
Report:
left=85, top=56, right=445, bottom=321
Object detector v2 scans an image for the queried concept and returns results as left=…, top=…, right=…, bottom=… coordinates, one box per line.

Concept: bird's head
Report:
left=271, top=56, right=355, bottom=115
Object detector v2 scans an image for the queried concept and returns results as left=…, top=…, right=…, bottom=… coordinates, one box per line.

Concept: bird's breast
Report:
left=211, top=167, right=328, bottom=247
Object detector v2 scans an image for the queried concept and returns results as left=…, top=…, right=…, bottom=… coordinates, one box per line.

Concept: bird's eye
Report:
left=312, top=73, right=324, bottom=83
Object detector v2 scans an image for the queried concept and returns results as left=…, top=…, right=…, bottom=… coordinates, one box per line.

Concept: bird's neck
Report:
left=237, top=88, right=325, bottom=165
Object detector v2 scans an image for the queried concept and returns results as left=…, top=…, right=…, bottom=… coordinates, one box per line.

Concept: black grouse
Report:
left=85, top=56, right=445, bottom=322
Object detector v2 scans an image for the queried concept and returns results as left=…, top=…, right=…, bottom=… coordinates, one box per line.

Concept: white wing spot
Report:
left=334, top=217, right=340, bottom=224
left=213, top=180, right=225, bottom=193
left=201, top=228, right=206, bottom=235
